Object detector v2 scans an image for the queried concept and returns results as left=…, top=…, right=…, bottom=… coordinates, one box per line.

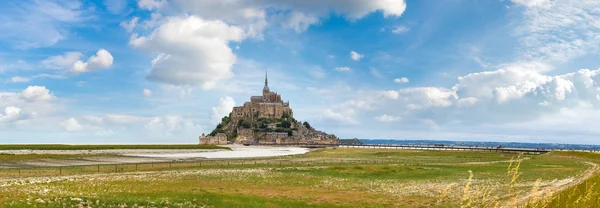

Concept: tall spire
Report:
left=263, top=71, right=270, bottom=92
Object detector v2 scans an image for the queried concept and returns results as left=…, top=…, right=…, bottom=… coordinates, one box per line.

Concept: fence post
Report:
left=59, top=166, right=62, bottom=175
left=136, top=164, right=138, bottom=172
left=169, top=162, right=172, bottom=169
left=18, top=169, right=20, bottom=177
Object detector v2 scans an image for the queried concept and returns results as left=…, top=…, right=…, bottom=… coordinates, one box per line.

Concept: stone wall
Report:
left=199, top=133, right=228, bottom=145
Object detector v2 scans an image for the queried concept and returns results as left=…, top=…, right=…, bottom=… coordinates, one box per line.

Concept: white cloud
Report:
left=0, top=0, right=87, bottom=48
left=375, top=114, right=400, bottom=122
left=20, top=86, right=53, bottom=102
left=211, top=96, right=235, bottom=124
left=370, top=68, right=384, bottom=78
left=510, top=0, right=550, bottom=7
left=308, top=66, right=327, bottom=79
left=382, top=90, right=399, bottom=99
left=143, top=88, right=152, bottom=97
left=131, top=16, right=243, bottom=89
left=274, top=11, right=319, bottom=33
left=42, top=52, right=83, bottom=69
left=171, top=0, right=407, bottom=36
left=70, top=49, right=114, bottom=74
left=0, top=106, right=22, bottom=126
left=334, top=67, right=351, bottom=72
left=394, top=77, right=409, bottom=83
left=128, top=0, right=407, bottom=89
left=0, top=86, right=58, bottom=126
left=324, top=63, right=600, bottom=131
left=10, top=76, right=30, bottom=83
left=324, top=109, right=358, bottom=125
left=145, top=115, right=199, bottom=135
left=138, top=0, right=167, bottom=11
left=350, top=51, right=364, bottom=61
left=391, top=25, right=409, bottom=34
left=60, top=118, right=83, bottom=132
left=512, top=0, right=600, bottom=63
left=120, top=17, right=139, bottom=33
left=104, top=0, right=128, bottom=14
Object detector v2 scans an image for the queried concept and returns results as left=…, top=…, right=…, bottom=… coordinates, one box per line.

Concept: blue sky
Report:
left=2, top=0, right=600, bottom=144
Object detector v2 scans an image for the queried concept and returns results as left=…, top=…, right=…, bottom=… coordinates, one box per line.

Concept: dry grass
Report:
left=0, top=148, right=596, bottom=207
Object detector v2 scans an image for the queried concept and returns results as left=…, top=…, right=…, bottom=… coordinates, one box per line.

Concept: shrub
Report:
left=303, top=121, right=311, bottom=129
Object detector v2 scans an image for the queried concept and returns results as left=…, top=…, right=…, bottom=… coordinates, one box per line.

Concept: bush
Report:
left=277, top=120, right=291, bottom=128
left=238, top=119, right=252, bottom=129
left=221, top=116, right=231, bottom=126
left=303, top=121, right=311, bottom=129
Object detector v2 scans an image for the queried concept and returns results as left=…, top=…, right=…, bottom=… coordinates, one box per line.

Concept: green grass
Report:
left=0, top=148, right=595, bottom=207
left=0, top=144, right=229, bottom=150
left=0, top=153, right=97, bottom=162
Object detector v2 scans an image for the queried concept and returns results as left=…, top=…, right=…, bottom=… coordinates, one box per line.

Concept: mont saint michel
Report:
left=199, top=73, right=339, bottom=145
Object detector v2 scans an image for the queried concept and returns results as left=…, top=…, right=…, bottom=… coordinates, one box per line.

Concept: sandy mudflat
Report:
left=0, top=148, right=222, bottom=155
left=0, top=145, right=309, bottom=168
left=125, top=145, right=309, bottom=159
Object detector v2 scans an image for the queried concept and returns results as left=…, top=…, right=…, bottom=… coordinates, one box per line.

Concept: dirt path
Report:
left=515, top=161, right=599, bottom=206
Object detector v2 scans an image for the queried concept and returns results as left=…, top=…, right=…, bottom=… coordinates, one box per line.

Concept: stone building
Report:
left=201, top=72, right=338, bottom=145
left=230, top=72, right=293, bottom=124
left=199, top=133, right=228, bottom=145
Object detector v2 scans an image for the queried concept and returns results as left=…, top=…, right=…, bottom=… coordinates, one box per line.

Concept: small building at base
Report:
left=199, top=133, right=228, bottom=145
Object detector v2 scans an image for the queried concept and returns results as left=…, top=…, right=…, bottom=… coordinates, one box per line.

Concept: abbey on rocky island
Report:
left=199, top=72, right=338, bottom=145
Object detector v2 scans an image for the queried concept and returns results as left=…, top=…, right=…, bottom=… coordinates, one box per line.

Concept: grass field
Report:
left=0, top=148, right=597, bottom=207
left=0, top=144, right=229, bottom=150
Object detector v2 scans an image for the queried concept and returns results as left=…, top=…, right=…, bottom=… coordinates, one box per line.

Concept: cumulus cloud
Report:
left=375, top=114, right=401, bottom=122
left=394, top=77, right=409, bottom=83
left=171, top=0, right=407, bottom=36
left=129, top=0, right=406, bottom=89
left=0, top=86, right=57, bottom=125
left=0, top=106, right=22, bottom=126
left=42, top=52, right=83, bottom=69
left=60, top=118, right=83, bottom=132
left=70, top=49, right=114, bottom=74
left=20, top=86, right=53, bottom=102
left=335, top=67, right=351, bottom=72
left=211, top=96, right=235, bottom=124
left=325, top=64, right=600, bottom=129
left=350, top=51, right=364, bottom=61
left=273, top=11, right=319, bottom=33
left=131, top=16, right=243, bottom=88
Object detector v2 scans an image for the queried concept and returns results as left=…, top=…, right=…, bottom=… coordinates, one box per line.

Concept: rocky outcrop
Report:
left=202, top=73, right=338, bottom=145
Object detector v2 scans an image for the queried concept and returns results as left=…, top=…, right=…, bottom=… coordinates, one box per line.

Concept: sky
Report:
left=2, top=0, right=600, bottom=144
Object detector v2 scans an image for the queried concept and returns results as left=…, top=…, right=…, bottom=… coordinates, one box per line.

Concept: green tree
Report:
left=278, top=120, right=291, bottom=128
left=303, top=121, right=311, bottom=129
left=221, top=116, right=230, bottom=125
left=238, top=119, right=252, bottom=128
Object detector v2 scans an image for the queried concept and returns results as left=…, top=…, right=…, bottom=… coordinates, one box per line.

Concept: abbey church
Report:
left=200, top=73, right=338, bottom=145
left=230, top=73, right=293, bottom=124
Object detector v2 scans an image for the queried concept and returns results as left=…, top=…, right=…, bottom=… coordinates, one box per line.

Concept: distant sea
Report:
left=360, top=139, right=600, bottom=151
